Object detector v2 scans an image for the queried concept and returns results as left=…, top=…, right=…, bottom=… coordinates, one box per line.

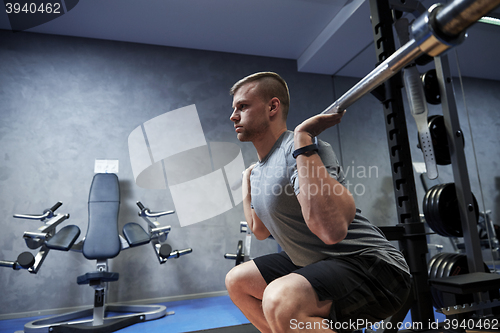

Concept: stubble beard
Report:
left=237, top=121, right=270, bottom=142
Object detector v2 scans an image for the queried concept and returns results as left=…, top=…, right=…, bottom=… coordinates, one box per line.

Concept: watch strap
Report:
left=293, top=137, right=318, bottom=159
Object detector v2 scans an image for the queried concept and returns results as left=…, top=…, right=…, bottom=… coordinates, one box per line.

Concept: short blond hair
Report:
left=230, top=72, right=290, bottom=119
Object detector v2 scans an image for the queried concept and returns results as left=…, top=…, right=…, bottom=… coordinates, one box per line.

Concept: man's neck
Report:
left=253, top=127, right=287, bottom=161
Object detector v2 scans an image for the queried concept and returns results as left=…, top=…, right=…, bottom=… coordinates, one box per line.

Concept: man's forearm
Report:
left=242, top=167, right=270, bottom=240
left=294, top=134, right=356, bottom=244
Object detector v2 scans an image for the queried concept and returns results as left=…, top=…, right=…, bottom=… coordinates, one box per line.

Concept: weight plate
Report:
left=428, top=252, right=445, bottom=277
left=443, top=184, right=464, bottom=237
left=428, top=116, right=466, bottom=166
left=423, top=186, right=434, bottom=228
left=430, top=253, right=449, bottom=309
left=442, top=253, right=463, bottom=278
left=450, top=254, right=470, bottom=276
left=437, top=184, right=480, bottom=238
left=428, top=115, right=451, bottom=165
left=428, top=253, right=440, bottom=277
left=442, top=253, right=461, bottom=278
left=437, top=256, right=455, bottom=309
left=430, top=184, right=449, bottom=236
left=430, top=253, right=447, bottom=279
left=436, top=253, right=453, bottom=279
left=428, top=253, right=446, bottom=309
left=427, top=115, right=439, bottom=123
left=422, top=69, right=441, bottom=105
left=438, top=184, right=460, bottom=236
left=432, top=184, right=448, bottom=235
left=447, top=253, right=489, bottom=276
left=423, top=185, right=440, bottom=234
left=434, top=184, right=458, bottom=237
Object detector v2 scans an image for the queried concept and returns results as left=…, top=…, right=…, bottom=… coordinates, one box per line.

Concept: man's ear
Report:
left=269, top=97, right=281, bottom=117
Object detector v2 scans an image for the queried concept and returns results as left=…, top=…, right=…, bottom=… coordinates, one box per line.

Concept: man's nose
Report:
left=230, top=109, right=239, bottom=122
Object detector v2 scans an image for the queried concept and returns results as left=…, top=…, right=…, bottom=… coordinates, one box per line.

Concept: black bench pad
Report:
left=123, top=223, right=150, bottom=247
left=77, top=271, right=119, bottom=285
left=429, top=272, right=500, bottom=294
left=46, top=225, right=81, bottom=251
left=83, top=173, right=121, bottom=260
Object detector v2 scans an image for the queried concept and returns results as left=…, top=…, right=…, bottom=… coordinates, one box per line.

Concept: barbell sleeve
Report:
left=435, top=0, right=500, bottom=37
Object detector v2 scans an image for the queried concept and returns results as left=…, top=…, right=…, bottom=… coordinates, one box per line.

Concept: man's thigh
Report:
left=253, top=251, right=300, bottom=285
left=255, top=252, right=411, bottom=330
left=264, top=272, right=333, bottom=319
left=295, top=255, right=411, bottom=330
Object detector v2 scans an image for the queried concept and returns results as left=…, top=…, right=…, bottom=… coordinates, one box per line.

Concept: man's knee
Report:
left=262, top=274, right=332, bottom=323
left=225, top=261, right=266, bottom=298
left=262, top=278, right=297, bottom=322
left=225, top=265, right=244, bottom=295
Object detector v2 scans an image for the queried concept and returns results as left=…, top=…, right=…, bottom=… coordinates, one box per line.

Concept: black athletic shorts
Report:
left=254, top=252, right=411, bottom=333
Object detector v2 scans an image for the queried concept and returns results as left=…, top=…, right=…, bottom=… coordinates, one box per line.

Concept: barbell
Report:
left=320, top=0, right=500, bottom=116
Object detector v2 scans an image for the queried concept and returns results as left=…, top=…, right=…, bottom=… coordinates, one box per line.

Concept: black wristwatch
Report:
left=293, top=137, right=318, bottom=159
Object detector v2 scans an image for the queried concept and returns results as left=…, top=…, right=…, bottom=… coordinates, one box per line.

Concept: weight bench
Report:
left=429, top=272, right=500, bottom=324
left=21, top=173, right=191, bottom=333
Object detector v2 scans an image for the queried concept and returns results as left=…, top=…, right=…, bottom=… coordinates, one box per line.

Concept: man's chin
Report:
left=236, top=133, right=251, bottom=142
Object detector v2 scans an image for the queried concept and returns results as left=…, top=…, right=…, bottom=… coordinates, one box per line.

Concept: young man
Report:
left=226, top=72, right=411, bottom=333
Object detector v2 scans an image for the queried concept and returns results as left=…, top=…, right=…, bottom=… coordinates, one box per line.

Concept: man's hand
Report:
left=294, top=111, right=346, bottom=145
left=243, top=163, right=257, bottom=181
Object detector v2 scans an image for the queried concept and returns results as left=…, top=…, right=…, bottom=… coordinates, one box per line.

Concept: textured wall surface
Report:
left=1, top=29, right=499, bottom=318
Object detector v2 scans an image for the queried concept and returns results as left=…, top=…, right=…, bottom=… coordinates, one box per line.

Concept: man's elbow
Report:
left=308, top=214, right=351, bottom=245
left=253, top=228, right=271, bottom=240
left=252, top=223, right=271, bottom=240
left=319, top=223, right=348, bottom=245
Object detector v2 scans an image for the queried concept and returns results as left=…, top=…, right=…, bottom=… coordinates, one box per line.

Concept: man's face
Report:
left=230, top=82, right=270, bottom=142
